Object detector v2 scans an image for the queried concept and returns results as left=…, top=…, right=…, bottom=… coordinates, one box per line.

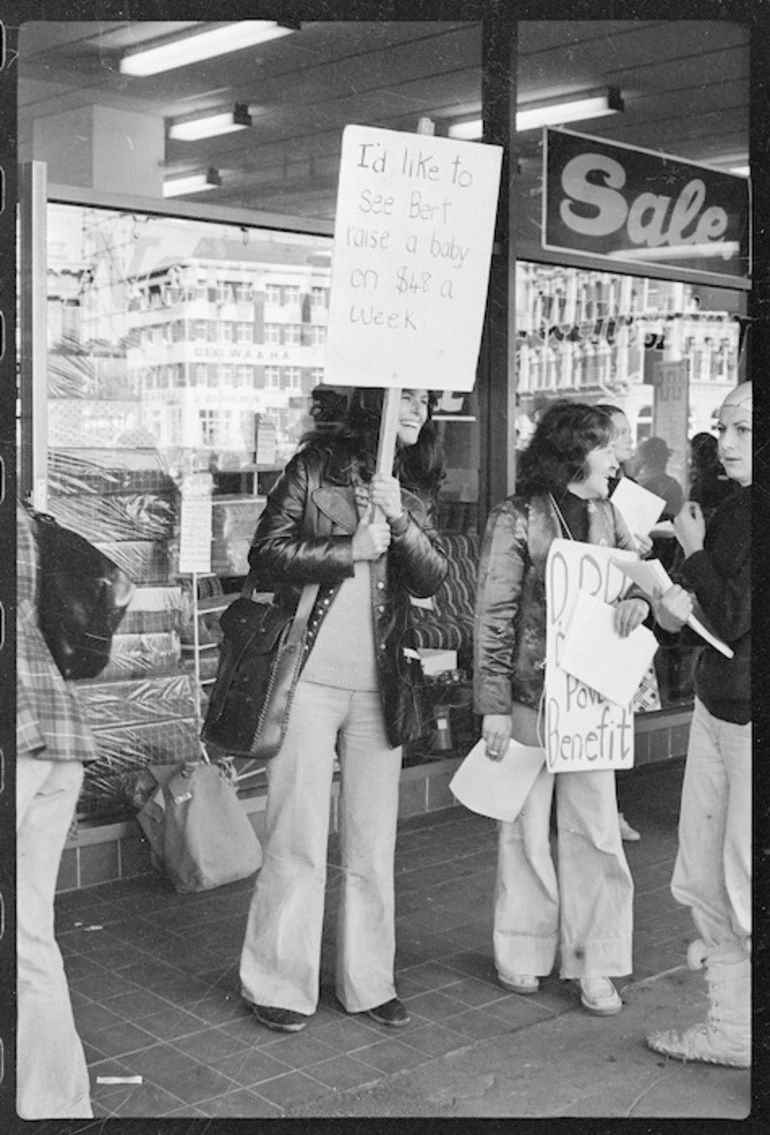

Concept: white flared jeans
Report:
left=240, top=679, right=403, bottom=1015
left=671, top=697, right=751, bottom=958
left=17, top=756, right=92, bottom=1120
left=494, top=763, right=634, bottom=980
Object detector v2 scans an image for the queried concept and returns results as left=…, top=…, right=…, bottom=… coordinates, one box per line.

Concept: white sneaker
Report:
left=618, top=812, right=641, bottom=842
left=579, top=976, right=622, bottom=1016
left=499, top=974, right=540, bottom=995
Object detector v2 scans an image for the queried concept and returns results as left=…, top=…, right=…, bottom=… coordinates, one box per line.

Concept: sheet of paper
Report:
left=610, top=478, right=666, bottom=542
left=611, top=558, right=734, bottom=659
left=559, top=589, right=659, bottom=708
left=450, top=738, right=546, bottom=823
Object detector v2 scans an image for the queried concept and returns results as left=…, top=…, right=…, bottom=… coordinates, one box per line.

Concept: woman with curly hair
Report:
left=238, top=387, right=447, bottom=1034
left=473, top=400, right=649, bottom=1017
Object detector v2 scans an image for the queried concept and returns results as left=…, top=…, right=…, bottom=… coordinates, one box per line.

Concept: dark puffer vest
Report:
left=249, top=445, right=448, bottom=748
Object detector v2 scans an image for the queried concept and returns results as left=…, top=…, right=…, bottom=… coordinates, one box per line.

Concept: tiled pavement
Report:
left=56, top=757, right=691, bottom=1119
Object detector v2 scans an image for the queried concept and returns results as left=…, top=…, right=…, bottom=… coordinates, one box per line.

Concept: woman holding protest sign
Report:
left=473, top=400, right=649, bottom=1016
left=239, top=387, right=446, bottom=1034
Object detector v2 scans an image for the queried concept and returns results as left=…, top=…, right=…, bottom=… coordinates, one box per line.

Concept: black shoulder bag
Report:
left=201, top=467, right=320, bottom=760
left=29, top=505, right=135, bottom=680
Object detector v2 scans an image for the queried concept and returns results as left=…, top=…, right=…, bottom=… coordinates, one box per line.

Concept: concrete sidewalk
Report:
left=289, top=966, right=751, bottom=1120
left=56, top=755, right=760, bottom=1122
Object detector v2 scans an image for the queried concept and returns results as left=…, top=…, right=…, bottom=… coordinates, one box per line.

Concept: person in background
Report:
left=474, top=401, right=649, bottom=1017
left=688, top=431, right=736, bottom=523
left=239, top=388, right=447, bottom=1034
left=16, top=502, right=95, bottom=1119
left=634, top=436, right=684, bottom=521
left=646, top=382, right=751, bottom=1068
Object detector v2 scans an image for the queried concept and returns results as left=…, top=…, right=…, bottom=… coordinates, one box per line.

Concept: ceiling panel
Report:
left=18, top=17, right=749, bottom=221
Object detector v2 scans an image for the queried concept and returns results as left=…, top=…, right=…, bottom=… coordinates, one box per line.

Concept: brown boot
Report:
left=646, top=943, right=750, bottom=1069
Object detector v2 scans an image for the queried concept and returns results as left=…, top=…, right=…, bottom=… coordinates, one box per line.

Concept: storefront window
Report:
left=515, top=260, right=746, bottom=710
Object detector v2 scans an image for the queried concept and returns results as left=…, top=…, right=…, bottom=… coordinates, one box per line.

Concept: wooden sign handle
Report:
left=371, top=116, right=435, bottom=519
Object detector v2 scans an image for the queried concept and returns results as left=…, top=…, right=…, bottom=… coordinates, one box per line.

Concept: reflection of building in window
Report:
left=199, top=409, right=219, bottom=446
left=515, top=263, right=742, bottom=454
left=52, top=212, right=332, bottom=463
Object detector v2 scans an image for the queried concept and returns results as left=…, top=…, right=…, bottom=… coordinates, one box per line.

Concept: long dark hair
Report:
left=299, top=387, right=445, bottom=496
left=516, top=400, right=615, bottom=496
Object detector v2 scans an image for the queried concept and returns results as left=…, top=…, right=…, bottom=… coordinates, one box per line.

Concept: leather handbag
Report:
left=201, top=460, right=321, bottom=760
left=200, top=580, right=318, bottom=759
left=28, top=504, right=135, bottom=680
left=137, top=758, right=262, bottom=893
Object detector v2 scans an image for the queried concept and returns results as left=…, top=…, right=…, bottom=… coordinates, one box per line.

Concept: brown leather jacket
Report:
left=249, top=446, right=447, bottom=747
left=473, top=493, right=638, bottom=716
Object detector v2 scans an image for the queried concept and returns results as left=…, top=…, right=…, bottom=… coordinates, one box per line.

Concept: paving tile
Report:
left=438, top=1007, right=513, bottom=1041
left=440, top=919, right=495, bottom=951
left=481, top=993, right=560, bottom=1029
left=401, top=988, right=474, bottom=1024
left=152, top=1060, right=241, bottom=1105
left=351, top=1037, right=428, bottom=1075
left=81, top=1019, right=160, bottom=1059
left=171, top=1026, right=252, bottom=1064
left=398, top=1021, right=472, bottom=1059
left=104, top=988, right=184, bottom=1022
left=192, top=1088, right=284, bottom=1117
left=208, top=1046, right=294, bottom=1087
left=100, top=1082, right=187, bottom=1117
left=260, top=1032, right=340, bottom=1069
left=71, top=966, right=144, bottom=1001
left=434, top=975, right=511, bottom=1009
left=397, top=960, right=469, bottom=993
left=177, top=992, right=247, bottom=1026
left=438, top=949, right=499, bottom=984
left=121, top=1041, right=204, bottom=1078
left=73, top=1000, right=127, bottom=1036
left=138, top=1004, right=212, bottom=1040
left=252, top=1070, right=332, bottom=1110
left=92, top=1100, right=118, bottom=1118
left=311, top=1015, right=384, bottom=1053
left=304, top=1053, right=384, bottom=1092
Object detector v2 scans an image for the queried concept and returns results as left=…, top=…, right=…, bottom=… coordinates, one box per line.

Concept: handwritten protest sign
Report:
left=325, top=125, right=503, bottom=391
left=544, top=539, right=640, bottom=773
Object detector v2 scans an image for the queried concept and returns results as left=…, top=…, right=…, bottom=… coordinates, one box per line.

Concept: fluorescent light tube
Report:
left=163, top=169, right=221, bottom=197
left=121, top=22, right=296, bottom=77
left=448, top=88, right=623, bottom=140
left=170, top=104, right=252, bottom=141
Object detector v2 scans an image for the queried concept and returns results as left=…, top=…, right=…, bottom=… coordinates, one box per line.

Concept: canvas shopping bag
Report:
left=137, top=759, right=262, bottom=893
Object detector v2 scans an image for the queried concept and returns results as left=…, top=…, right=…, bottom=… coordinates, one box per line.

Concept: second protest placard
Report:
left=325, top=125, right=503, bottom=391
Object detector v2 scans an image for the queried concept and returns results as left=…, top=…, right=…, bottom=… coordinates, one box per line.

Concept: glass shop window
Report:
left=515, top=261, right=746, bottom=712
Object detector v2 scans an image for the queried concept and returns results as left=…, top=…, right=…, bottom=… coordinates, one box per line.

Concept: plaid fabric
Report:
left=632, top=661, right=662, bottom=714
left=16, top=503, right=98, bottom=763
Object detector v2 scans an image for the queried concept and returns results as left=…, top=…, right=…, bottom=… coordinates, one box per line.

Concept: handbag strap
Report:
left=241, top=455, right=322, bottom=640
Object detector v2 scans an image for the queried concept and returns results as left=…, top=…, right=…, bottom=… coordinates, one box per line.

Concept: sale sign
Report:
left=544, top=539, right=640, bottom=773
left=325, top=125, right=503, bottom=391
left=543, top=127, right=750, bottom=283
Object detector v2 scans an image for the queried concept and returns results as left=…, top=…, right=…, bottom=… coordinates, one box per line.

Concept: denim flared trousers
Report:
left=671, top=697, right=751, bottom=957
left=240, top=678, right=403, bottom=1016
left=17, top=756, right=92, bottom=1119
left=493, top=763, right=634, bottom=980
